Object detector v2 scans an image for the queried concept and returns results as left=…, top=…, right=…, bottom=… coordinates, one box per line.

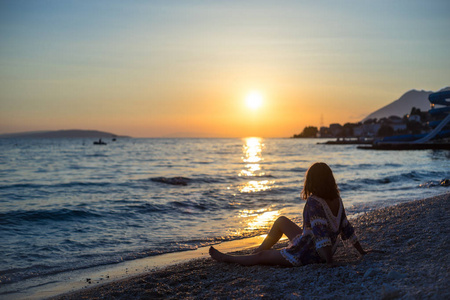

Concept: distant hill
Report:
left=0, top=129, right=130, bottom=139
left=362, top=87, right=450, bottom=122
left=161, top=131, right=215, bottom=138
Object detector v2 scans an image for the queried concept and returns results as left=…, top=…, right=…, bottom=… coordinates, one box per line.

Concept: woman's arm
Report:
left=353, top=242, right=385, bottom=255
left=353, top=241, right=367, bottom=255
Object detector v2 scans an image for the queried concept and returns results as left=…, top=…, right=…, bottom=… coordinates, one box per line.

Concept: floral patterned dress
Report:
left=280, top=195, right=359, bottom=266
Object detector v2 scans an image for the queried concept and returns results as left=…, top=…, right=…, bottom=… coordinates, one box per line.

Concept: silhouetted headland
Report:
left=0, top=129, right=130, bottom=139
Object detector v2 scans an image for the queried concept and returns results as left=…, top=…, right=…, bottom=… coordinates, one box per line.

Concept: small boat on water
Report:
left=93, top=139, right=107, bottom=145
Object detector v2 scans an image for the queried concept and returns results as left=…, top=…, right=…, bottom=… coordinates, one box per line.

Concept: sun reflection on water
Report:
left=242, top=137, right=263, bottom=164
left=239, top=137, right=264, bottom=177
left=239, top=180, right=275, bottom=193
left=238, top=137, right=276, bottom=193
left=234, top=137, right=282, bottom=234
left=239, top=207, right=280, bottom=230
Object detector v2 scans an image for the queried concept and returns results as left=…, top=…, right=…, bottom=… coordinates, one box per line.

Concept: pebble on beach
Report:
left=363, top=268, right=376, bottom=279
left=387, top=270, right=406, bottom=280
left=381, top=283, right=401, bottom=300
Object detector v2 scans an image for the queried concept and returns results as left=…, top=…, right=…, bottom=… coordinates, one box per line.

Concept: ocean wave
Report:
left=330, top=164, right=347, bottom=169
left=168, top=200, right=210, bottom=211
left=0, top=264, right=59, bottom=284
left=338, top=182, right=361, bottom=191
left=384, top=163, right=402, bottom=167
left=132, top=202, right=171, bottom=213
left=0, top=208, right=102, bottom=225
left=339, top=171, right=445, bottom=192
left=419, top=178, right=450, bottom=188
left=114, top=197, right=224, bottom=217
left=85, top=153, right=108, bottom=158
left=0, top=255, right=126, bottom=285
left=0, top=181, right=113, bottom=191
left=149, top=176, right=226, bottom=186
left=0, top=183, right=44, bottom=190
left=150, top=176, right=191, bottom=186
left=236, top=174, right=276, bottom=180
left=345, top=163, right=377, bottom=170
left=288, top=167, right=308, bottom=173
left=365, top=171, right=437, bottom=185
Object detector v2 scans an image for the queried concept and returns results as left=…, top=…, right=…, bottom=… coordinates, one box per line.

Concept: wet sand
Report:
left=52, top=192, right=449, bottom=299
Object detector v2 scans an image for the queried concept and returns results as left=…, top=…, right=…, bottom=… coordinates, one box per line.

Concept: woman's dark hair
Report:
left=301, top=162, right=340, bottom=200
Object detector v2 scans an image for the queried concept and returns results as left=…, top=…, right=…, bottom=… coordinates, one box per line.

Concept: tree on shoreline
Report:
left=377, top=125, right=394, bottom=137
left=292, top=126, right=318, bottom=138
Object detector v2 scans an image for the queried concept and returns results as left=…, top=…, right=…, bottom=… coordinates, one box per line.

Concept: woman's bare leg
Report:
left=209, top=246, right=292, bottom=267
left=253, top=216, right=302, bottom=253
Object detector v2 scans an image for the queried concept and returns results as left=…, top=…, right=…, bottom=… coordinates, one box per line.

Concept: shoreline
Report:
left=1, top=235, right=280, bottom=300
left=2, top=192, right=448, bottom=299
left=49, top=192, right=449, bottom=300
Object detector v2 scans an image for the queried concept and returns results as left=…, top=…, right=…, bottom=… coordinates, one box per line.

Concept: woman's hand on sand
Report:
left=365, top=249, right=385, bottom=254
left=326, top=261, right=346, bottom=268
left=360, top=249, right=386, bottom=256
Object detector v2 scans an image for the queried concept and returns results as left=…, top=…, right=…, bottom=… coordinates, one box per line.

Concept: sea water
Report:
left=0, top=137, right=448, bottom=288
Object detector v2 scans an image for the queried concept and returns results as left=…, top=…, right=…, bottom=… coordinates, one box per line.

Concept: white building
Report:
left=408, top=115, right=421, bottom=123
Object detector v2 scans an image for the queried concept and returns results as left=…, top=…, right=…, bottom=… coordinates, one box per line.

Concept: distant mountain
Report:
left=362, top=87, right=450, bottom=122
left=0, top=129, right=130, bottom=139
left=161, top=131, right=215, bottom=138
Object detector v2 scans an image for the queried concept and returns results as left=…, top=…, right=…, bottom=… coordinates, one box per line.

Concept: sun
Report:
left=245, top=91, right=263, bottom=110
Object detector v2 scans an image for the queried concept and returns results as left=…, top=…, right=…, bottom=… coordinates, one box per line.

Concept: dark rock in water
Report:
left=440, top=179, right=450, bottom=187
left=151, top=177, right=191, bottom=186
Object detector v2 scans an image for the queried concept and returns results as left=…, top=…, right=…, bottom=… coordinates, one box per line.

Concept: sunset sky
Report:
left=1, top=1, right=449, bottom=137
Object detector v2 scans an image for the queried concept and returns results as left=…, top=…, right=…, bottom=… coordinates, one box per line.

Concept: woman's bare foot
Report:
left=209, top=246, right=229, bottom=262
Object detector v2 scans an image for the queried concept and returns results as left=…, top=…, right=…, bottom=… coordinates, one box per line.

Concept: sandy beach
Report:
left=51, top=192, right=449, bottom=300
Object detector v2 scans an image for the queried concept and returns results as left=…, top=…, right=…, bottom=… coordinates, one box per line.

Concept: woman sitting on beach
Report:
left=210, top=162, right=370, bottom=266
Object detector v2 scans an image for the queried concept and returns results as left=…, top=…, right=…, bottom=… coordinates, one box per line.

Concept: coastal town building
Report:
left=302, top=107, right=433, bottom=139
left=408, top=115, right=421, bottom=123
